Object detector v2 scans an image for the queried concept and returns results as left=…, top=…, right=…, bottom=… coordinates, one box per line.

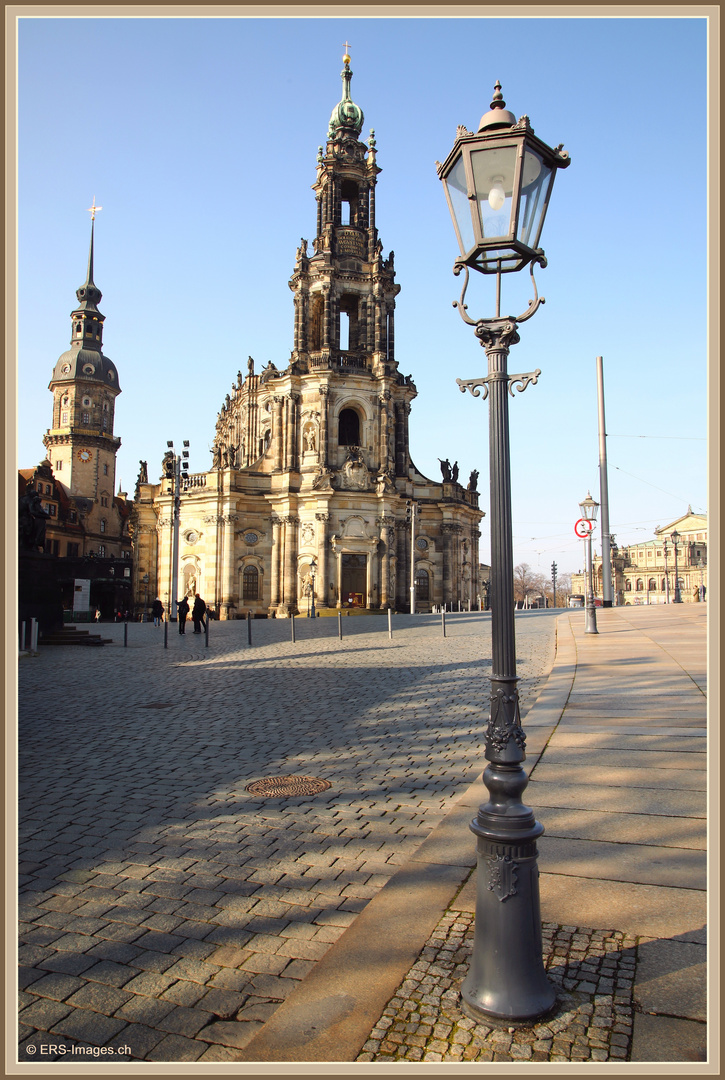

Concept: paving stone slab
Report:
left=634, top=939, right=707, bottom=1021
left=537, top=835, right=706, bottom=890
left=631, top=1013, right=708, bottom=1062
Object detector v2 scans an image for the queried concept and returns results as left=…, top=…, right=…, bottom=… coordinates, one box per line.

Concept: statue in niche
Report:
left=186, top=574, right=197, bottom=597
left=468, top=469, right=479, bottom=492
left=438, top=458, right=452, bottom=482
left=303, top=426, right=317, bottom=452
left=452, top=461, right=459, bottom=483
left=19, top=490, right=50, bottom=551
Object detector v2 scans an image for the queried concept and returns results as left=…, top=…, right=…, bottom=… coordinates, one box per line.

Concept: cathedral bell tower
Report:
left=289, top=52, right=401, bottom=380
left=43, top=206, right=122, bottom=507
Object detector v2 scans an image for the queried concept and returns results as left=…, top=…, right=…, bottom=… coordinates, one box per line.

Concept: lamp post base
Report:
left=460, top=824, right=557, bottom=1025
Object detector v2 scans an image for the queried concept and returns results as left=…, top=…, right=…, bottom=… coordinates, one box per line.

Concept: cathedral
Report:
left=132, top=55, right=483, bottom=618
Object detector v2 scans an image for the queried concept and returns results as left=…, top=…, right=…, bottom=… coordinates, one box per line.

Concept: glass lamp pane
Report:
left=519, top=148, right=553, bottom=249
left=444, top=155, right=476, bottom=256
left=470, top=144, right=517, bottom=240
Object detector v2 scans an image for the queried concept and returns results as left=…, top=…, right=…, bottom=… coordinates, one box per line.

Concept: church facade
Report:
left=132, top=57, right=483, bottom=618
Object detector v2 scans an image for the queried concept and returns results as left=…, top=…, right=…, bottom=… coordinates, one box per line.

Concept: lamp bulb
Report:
left=487, top=177, right=506, bottom=212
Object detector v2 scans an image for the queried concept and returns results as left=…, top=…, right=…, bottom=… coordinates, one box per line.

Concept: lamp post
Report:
left=670, top=530, right=683, bottom=603
left=437, top=81, right=570, bottom=1024
left=406, top=500, right=416, bottom=615
left=551, top=560, right=558, bottom=609
left=165, top=440, right=190, bottom=620
left=580, top=492, right=599, bottom=634
left=663, top=539, right=670, bottom=604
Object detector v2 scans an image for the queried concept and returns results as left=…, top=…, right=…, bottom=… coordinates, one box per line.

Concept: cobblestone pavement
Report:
left=17, top=611, right=556, bottom=1061
left=357, top=910, right=636, bottom=1063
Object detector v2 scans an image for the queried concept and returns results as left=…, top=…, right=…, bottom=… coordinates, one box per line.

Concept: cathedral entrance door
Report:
left=341, top=553, right=367, bottom=607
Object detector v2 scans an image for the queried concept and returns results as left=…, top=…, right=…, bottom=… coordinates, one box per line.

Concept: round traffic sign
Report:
left=574, top=518, right=594, bottom=538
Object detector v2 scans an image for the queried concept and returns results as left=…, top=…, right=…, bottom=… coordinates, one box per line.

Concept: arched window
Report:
left=415, top=569, right=430, bottom=600
left=648, top=578, right=657, bottom=591
left=243, top=565, right=259, bottom=601
left=662, top=578, right=667, bottom=591
left=625, top=581, right=632, bottom=591
left=341, top=179, right=358, bottom=226
left=100, top=519, right=106, bottom=534
left=636, top=579, right=644, bottom=591
left=338, top=408, right=360, bottom=446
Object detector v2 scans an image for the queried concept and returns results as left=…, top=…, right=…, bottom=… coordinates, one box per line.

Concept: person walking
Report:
left=191, top=595, right=207, bottom=634
left=178, top=595, right=190, bottom=635
left=151, top=597, right=164, bottom=627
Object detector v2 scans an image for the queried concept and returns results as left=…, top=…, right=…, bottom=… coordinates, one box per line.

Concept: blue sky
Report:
left=15, top=14, right=709, bottom=575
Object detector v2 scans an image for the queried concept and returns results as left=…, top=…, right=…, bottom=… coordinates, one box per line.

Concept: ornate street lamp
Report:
left=663, top=539, right=671, bottom=604
left=670, top=529, right=683, bottom=603
left=579, top=492, right=599, bottom=634
left=310, top=558, right=317, bottom=619
left=406, top=500, right=417, bottom=615
left=437, top=82, right=570, bottom=1024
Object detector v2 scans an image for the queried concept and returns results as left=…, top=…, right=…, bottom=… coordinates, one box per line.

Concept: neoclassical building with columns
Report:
left=131, top=56, right=482, bottom=618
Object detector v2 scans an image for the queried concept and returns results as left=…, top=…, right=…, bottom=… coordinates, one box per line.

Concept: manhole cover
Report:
left=245, top=775, right=331, bottom=798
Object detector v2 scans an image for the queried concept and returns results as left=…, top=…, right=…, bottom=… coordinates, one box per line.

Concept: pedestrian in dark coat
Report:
left=178, top=596, right=190, bottom=634
left=192, top=595, right=207, bottom=634
left=151, top=598, right=164, bottom=627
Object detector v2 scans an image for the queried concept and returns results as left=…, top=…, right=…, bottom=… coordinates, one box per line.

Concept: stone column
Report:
left=387, top=301, right=395, bottom=364
left=379, top=391, right=391, bottom=472
left=316, top=512, right=330, bottom=611
left=270, top=515, right=282, bottom=609
left=323, top=288, right=330, bottom=349
left=272, top=396, right=284, bottom=472
left=378, top=516, right=395, bottom=608
left=282, top=516, right=299, bottom=615
left=221, top=513, right=238, bottom=619
left=442, top=523, right=455, bottom=609
left=319, top=385, right=329, bottom=467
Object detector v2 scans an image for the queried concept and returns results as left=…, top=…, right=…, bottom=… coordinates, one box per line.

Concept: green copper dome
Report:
left=328, top=55, right=364, bottom=137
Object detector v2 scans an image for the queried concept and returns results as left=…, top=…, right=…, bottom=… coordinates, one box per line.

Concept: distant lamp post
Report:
left=309, top=558, right=317, bottom=618
left=670, top=529, right=683, bottom=603
left=663, top=540, right=671, bottom=604
left=580, top=492, right=599, bottom=634
left=551, top=560, right=558, bottom=609
left=437, top=81, right=570, bottom=1025
left=165, top=440, right=190, bottom=621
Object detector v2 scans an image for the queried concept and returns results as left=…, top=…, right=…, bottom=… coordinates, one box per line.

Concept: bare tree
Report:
left=513, top=563, right=546, bottom=606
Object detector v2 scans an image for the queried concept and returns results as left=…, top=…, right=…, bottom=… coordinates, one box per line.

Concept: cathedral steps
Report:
left=39, top=627, right=112, bottom=647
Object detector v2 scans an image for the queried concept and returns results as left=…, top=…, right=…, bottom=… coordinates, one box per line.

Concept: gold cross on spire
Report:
left=342, top=41, right=351, bottom=61
left=86, top=197, right=102, bottom=220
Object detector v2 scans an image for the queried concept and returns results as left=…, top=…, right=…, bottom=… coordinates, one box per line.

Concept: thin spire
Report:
left=84, top=198, right=102, bottom=287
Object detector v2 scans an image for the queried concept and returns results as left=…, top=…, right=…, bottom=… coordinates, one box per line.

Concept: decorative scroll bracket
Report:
left=456, top=369, right=541, bottom=400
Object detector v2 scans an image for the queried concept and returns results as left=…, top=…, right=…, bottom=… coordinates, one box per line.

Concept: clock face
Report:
left=78, top=448, right=92, bottom=462
left=416, top=536, right=428, bottom=550
left=244, top=531, right=259, bottom=545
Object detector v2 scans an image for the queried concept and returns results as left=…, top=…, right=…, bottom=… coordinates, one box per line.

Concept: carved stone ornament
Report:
left=312, top=466, right=335, bottom=492
left=376, top=471, right=396, bottom=495
left=301, top=523, right=315, bottom=546
left=340, top=447, right=372, bottom=491
left=487, top=853, right=518, bottom=902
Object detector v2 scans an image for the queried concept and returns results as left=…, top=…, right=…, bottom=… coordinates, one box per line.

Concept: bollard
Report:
left=338, top=611, right=343, bottom=639
left=442, top=610, right=446, bottom=638
left=30, top=618, right=39, bottom=654
left=291, top=614, right=296, bottom=643
left=388, top=608, right=392, bottom=639
left=468, top=599, right=472, bottom=612
left=247, top=611, right=252, bottom=646
left=205, top=617, right=209, bottom=648
left=124, top=622, right=128, bottom=647
left=20, top=621, right=26, bottom=652
left=164, top=620, right=168, bottom=649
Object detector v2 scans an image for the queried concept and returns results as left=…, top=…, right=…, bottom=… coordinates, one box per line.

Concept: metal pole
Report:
left=584, top=531, right=599, bottom=634
left=247, top=611, right=252, bottom=646
left=388, top=608, right=392, bottom=639
left=338, top=611, right=343, bottom=639
left=596, top=356, right=613, bottom=607
left=170, top=454, right=181, bottom=622
left=205, top=614, right=209, bottom=647
left=124, top=622, right=128, bottom=648
left=441, top=609, right=446, bottom=637
left=164, top=620, right=168, bottom=649
left=30, top=618, right=38, bottom=654
left=311, top=572, right=316, bottom=619
left=663, top=542, right=670, bottom=603
left=291, top=613, right=296, bottom=643
left=673, top=539, right=682, bottom=603
left=459, top=320, right=555, bottom=1026
left=551, top=561, right=557, bottom=609
left=20, top=621, right=26, bottom=652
